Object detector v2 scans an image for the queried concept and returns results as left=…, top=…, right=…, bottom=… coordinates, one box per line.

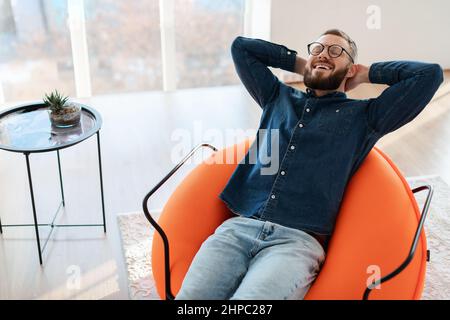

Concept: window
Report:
left=0, top=0, right=249, bottom=103
left=174, top=0, right=245, bottom=89
left=84, top=0, right=163, bottom=95
left=0, top=0, right=75, bottom=102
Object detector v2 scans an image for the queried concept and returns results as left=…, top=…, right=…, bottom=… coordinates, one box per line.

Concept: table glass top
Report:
left=0, top=104, right=100, bottom=152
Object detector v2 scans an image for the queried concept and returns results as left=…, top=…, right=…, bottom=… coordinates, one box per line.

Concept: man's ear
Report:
left=346, top=64, right=358, bottom=78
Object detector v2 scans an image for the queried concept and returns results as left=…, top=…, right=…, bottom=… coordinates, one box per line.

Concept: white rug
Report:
left=117, top=175, right=450, bottom=300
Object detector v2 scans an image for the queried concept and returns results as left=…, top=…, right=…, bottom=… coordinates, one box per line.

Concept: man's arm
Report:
left=231, top=36, right=303, bottom=109
left=356, top=61, right=444, bottom=135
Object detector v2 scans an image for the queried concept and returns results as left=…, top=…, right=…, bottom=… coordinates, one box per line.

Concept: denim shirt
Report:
left=218, top=36, right=444, bottom=238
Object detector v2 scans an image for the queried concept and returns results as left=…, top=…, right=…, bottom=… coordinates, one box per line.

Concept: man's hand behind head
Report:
left=344, top=64, right=370, bottom=92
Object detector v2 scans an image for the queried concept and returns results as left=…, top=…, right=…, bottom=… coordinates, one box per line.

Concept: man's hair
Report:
left=321, top=29, right=357, bottom=63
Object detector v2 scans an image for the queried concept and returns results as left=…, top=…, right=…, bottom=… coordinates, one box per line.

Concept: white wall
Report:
left=271, top=0, right=450, bottom=69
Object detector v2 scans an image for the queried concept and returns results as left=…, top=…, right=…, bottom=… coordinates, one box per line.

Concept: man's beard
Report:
left=303, top=64, right=349, bottom=91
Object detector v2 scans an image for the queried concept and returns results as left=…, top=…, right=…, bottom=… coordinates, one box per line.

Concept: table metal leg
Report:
left=96, top=132, right=106, bottom=233
left=25, top=153, right=43, bottom=265
left=57, top=150, right=65, bottom=207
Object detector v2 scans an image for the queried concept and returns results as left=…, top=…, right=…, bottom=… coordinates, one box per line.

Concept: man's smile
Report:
left=313, top=62, right=334, bottom=71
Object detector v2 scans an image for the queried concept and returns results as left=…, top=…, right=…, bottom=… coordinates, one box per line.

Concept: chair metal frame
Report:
left=143, top=143, right=432, bottom=300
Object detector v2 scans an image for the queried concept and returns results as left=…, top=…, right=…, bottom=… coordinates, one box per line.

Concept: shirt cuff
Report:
left=368, top=62, right=382, bottom=84
left=368, top=61, right=397, bottom=85
left=280, top=45, right=298, bottom=73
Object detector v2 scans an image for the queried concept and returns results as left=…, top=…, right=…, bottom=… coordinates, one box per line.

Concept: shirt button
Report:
left=336, top=109, right=340, bottom=112
left=299, top=123, right=304, bottom=128
left=306, top=108, right=310, bottom=112
left=287, top=51, right=291, bottom=55
left=290, top=145, right=295, bottom=150
left=271, top=194, right=276, bottom=199
left=280, top=171, right=286, bottom=175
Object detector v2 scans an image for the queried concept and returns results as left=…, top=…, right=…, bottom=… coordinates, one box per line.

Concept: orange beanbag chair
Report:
left=146, top=137, right=428, bottom=300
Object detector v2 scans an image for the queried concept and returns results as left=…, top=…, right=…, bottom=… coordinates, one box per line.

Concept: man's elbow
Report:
left=420, top=63, right=445, bottom=103
left=231, top=36, right=245, bottom=56
left=429, top=63, right=444, bottom=88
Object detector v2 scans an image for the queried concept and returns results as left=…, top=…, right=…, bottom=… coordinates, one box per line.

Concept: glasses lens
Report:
left=329, top=45, right=343, bottom=58
left=309, top=43, right=323, bottom=55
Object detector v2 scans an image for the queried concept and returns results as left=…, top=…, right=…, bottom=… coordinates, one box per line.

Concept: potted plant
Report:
left=43, top=90, right=81, bottom=128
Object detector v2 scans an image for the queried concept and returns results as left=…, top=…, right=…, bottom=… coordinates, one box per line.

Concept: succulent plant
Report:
left=43, top=90, right=69, bottom=114
left=44, top=90, right=82, bottom=128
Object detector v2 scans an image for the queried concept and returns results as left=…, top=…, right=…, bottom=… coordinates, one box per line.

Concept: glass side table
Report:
left=0, top=102, right=106, bottom=265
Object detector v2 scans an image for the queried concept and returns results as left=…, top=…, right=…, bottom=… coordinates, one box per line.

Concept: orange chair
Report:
left=143, top=138, right=432, bottom=300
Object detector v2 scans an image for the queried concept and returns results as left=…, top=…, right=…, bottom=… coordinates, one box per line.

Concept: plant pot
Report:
left=48, top=102, right=82, bottom=128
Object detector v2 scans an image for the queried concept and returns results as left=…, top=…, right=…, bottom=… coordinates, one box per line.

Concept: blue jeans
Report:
left=175, top=216, right=326, bottom=300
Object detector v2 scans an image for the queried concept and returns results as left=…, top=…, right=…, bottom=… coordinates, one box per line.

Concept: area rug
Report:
left=117, top=174, right=450, bottom=300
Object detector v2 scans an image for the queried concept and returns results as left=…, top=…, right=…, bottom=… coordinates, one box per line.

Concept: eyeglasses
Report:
left=307, top=42, right=354, bottom=64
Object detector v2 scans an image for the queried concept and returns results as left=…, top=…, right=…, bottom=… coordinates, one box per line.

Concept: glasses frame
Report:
left=307, top=42, right=355, bottom=64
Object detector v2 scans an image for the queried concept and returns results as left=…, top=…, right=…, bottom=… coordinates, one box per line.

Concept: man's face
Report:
left=303, top=34, right=354, bottom=91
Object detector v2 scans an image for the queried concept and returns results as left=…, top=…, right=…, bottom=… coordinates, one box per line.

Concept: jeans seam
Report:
left=249, top=227, right=264, bottom=257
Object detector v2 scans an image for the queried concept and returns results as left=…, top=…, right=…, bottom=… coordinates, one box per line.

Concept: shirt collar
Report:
left=306, top=87, right=347, bottom=99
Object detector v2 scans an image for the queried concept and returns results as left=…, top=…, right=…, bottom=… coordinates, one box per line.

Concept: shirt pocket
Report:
left=318, top=107, right=354, bottom=136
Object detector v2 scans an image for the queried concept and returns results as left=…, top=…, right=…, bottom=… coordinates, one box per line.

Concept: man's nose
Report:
left=317, top=48, right=331, bottom=60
